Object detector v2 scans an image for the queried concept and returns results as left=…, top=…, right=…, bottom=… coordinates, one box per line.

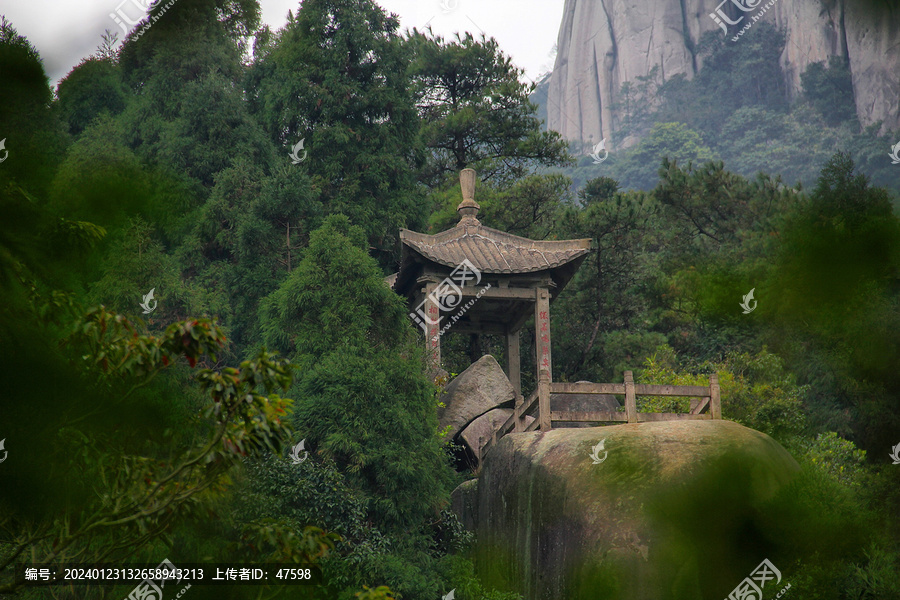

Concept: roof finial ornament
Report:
left=457, top=168, right=481, bottom=226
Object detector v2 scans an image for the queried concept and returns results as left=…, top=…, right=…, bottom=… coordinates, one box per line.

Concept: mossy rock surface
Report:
left=463, top=420, right=800, bottom=600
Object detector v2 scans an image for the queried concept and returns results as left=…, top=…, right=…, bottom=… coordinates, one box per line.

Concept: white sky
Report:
left=0, top=0, right=565, bottom=87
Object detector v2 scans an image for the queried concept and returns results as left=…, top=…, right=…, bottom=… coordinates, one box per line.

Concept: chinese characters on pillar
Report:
left=537, top=308, right=550, bottom=376
left=428, top=305, right=440, bottom=351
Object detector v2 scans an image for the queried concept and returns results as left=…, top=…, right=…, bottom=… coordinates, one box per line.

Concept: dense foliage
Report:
left=1, top=1, right=898, bottom=598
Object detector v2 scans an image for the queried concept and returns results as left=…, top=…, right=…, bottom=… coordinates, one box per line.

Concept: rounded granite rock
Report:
left=458, top=419, right=801, bottom=600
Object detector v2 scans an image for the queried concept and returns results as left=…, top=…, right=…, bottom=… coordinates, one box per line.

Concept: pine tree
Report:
left=407, top=30, right=571, bottom=188
left=116, top=0, right=275, bottom=190
left=246, top=0, right=425, bottom=262
left=260, top=215, right=453, bottom=531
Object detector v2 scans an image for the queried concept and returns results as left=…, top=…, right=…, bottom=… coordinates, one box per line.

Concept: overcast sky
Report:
left=1, top=0, right=565, bottom=88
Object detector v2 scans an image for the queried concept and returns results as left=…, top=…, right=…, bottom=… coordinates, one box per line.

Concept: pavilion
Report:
left=389, top=169, right=592, bottom=396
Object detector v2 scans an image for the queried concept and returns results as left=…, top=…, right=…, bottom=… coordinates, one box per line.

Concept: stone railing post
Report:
left=513, top=394, right=524, bottom=433
left=624, top=370, right=638, bottom=423
left=710, top=373, right=721, bottom=419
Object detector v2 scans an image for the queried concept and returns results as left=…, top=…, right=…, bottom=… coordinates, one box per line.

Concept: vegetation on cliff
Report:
left=547, top=22, right=898, bottom=198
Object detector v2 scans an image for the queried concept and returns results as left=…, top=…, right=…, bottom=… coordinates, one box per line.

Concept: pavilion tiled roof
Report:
left=390, top=169, right=592, bottom=297
left=399, top=224, right=591, bottom=274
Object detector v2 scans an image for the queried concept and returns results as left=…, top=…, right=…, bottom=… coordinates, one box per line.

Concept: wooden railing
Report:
left=482, top=371, right=720, bottom=456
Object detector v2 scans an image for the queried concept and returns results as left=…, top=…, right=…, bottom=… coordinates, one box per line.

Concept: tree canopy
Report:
left=1, top=3, right=898, bottom=598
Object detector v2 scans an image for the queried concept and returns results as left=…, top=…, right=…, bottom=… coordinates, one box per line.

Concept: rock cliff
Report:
left=546, top=0, right=899, bottom=144
left=775, top=0, right=899, bottom=132
left=451, top=419, right=801, bottom=600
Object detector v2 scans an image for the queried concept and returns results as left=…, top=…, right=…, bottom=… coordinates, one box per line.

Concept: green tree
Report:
left=177, top=160, right=323, bottom=350
left=246, top=0, right=424, bottom=259
left=0, top=183, right=323, bottom=594
left=610, top=65, right=662, bottom=140
left=763, top=153, right=900, bottom=450
left=0, top=16, right=68, bottom=196
left=407, top=30, right=571, bottom=188
left=716, top=105, right=845, bottom=187
left=47, top=116, right=157, bottom=232
left=654, top=159, right=793, bottom=256
left=238, top=165, right=324, bottom=276
left=554, top=178, right=664, bottom=381
left=229, top=165, right=325, bottom=348
left=257, top=216, right=460, bottom=598
left=116, top=0, right=274, bottom=191
left=769, top=153, right=898, bottom=338
left=844, top=122, right=900, bottom=199
left=263, top=216, right=458, bottom=528
left=801, top=56, right=857, bottom=128
left=88, top=217, right=212, bottom=328
left=0, top=297, right=296, bottom=594
left=656, top=23, right=789, bottom=139
left=260, top=216, right=453, bottom=530
left=649, top=160, right=798, bottom=362
left=612, top=122, right=716, bottom=191
left=56, top=57, right=129, bottom=136
left=428, top=172, right=572, bottom=240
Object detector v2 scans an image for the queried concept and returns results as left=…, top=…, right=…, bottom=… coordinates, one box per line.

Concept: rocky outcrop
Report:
left=452, top=420, right=801, bottom=600
left=547, top=0, right=899, bottom=143
left=774, top=0, right=900, bottom=132
left=460, top=408, right=536, bottom=461
left=438, top=355, right=517, bottom=440
left=451, top=479, right=479, bottom=531
left=547, top=0, right=721, bottom=145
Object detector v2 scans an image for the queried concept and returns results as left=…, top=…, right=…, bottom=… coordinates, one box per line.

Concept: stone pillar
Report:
left=535, top=288, right=552, bottom=430
left=424, top=282, right=441, bottom=374
left=506, top=327, right=521, bottom=396
left=535, top=288, right=551, bottom=381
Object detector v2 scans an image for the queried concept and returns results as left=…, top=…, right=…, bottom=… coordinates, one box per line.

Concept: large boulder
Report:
left=450, top=479, right=479, bottom=532
left=454, top=420, right=801, bottom=600
left=460, top=408, right=536, bottom=462
left=438, top=355, right=517, bottom=440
